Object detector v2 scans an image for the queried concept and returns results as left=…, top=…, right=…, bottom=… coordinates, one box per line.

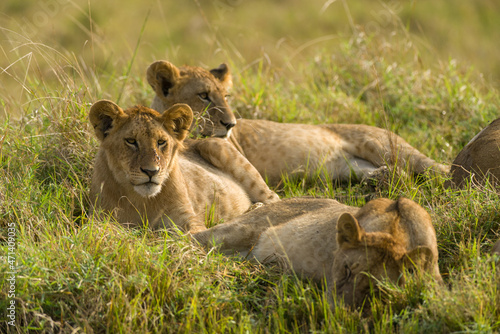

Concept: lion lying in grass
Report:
left=194, top=197, right=442, bottom=309
left=147, top=60, right=449, bottom=186
left=447, top=117, right=500, bottom=188
left=89, top=100, right=278, bottom=233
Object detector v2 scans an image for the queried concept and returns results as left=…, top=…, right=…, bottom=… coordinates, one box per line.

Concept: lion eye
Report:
left=344, top=265, right=352, bottom=279
left=199, top=92, right=211, bottom=102
left=125, top=138, right=137, bottom=146
left=224, top=94, right=231, bottom=101
left=158, top=139, right=166, bottom=147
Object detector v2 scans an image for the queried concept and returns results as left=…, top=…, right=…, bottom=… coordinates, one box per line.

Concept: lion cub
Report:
left=147, top=60, right=449, bottom=186
left=89, top=100, right=278, bottom=233
left=194, top=197, right=442, bottom=309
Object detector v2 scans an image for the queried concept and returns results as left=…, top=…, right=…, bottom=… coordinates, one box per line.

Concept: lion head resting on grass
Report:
left=89, top=100, right=278, bottom=233
left=194, top=197, right=442, bottom=310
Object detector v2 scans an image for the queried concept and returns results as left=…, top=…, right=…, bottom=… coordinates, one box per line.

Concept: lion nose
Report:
left=220, top=120, right=236, bottom=130
left=141, top=167, right=159, bottom=178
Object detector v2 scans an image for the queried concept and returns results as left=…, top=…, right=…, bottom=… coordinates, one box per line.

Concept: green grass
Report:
left=1, top=1, right=500, bottom=333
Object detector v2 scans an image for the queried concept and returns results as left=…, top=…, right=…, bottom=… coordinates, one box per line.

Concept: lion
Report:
left=147, top=60, right=449, bottom=186
left=89, top=100, right=279, bottom=233
left=194, top=197, right=442, bottom=309
left=446, top=117, right=500, bottom=189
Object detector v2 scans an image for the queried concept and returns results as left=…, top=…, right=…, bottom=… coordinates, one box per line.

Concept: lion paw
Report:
left=362, top=166, right=392, bottom=189
left=263, top=191, right=280, bottom=204
left=247, top=202, right=265, bottom=212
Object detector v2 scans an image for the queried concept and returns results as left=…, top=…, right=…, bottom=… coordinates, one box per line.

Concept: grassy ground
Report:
left=1, top=1, right=500, bottom=333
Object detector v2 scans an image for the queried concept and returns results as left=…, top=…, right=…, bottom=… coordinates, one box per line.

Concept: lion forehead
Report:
left=178, top=70, right=226, bottom=94
left=114, top=115, right=164, bottom=140
left=179, top=65, right=218, bottom=81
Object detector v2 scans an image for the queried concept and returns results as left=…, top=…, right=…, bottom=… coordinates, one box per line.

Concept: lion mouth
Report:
left=132, top=181, right=160, bottom=187
left=133, top=181, right=162, bottom=198
left=198, top=126, right=231, bottom=139
left=144, top=181, right=159, bottom=186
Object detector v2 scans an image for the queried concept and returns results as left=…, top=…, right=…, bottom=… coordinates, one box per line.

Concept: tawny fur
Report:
left=147, top=60, right=449, bottom=186
left=89, top=100, right=278, bottom=233
left=446, top=117, right=500, bottom=188
left=194, top=197, right=442, bottom=309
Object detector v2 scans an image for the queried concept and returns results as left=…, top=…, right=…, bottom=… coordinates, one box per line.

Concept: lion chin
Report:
left=199, top=127, right=232, bottom=139
left=133, top=183, right=162, bottom=198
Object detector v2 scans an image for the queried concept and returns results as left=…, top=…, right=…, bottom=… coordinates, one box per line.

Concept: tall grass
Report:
left=1, top=1, right=500, bottom=333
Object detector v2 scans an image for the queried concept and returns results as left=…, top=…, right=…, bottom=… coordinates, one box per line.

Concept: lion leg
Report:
left=158, top=167, right=208, bottom=233
left=326, top=156, right=381, bottom=181
left=325, top=124, right=449, bottom=175
left=193, top=219, right=267, bottom=256
left=191, top=138, right=280, bottom=204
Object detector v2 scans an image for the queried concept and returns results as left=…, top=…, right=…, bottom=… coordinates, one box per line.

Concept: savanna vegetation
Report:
left=1, top=0, right=499, bottom=332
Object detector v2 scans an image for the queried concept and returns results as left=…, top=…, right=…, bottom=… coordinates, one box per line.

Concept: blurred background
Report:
left=1, top=0, right=499, bottom=119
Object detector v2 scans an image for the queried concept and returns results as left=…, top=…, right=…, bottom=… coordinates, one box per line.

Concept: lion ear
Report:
left=161, top=103, right=193, bottom=141
left=402, top=246, right=434, bottom=272
left=147, top=60, right=181, bottom=97
left=210, top=63, right=233, bottom=90
left=337, top=213, right=363, bottom=248
left=89, top=100, right=126, bottom=141
left=396, top=197, right=431, bottom=227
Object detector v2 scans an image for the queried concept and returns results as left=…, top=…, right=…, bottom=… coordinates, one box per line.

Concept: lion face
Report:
left=147, top=61, right=236, bottom=138
left=330, top=237, right=405, bottom=308
left=330, top=200, right=436, bottom=309
left=89, top=100, right=193, bottom=198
